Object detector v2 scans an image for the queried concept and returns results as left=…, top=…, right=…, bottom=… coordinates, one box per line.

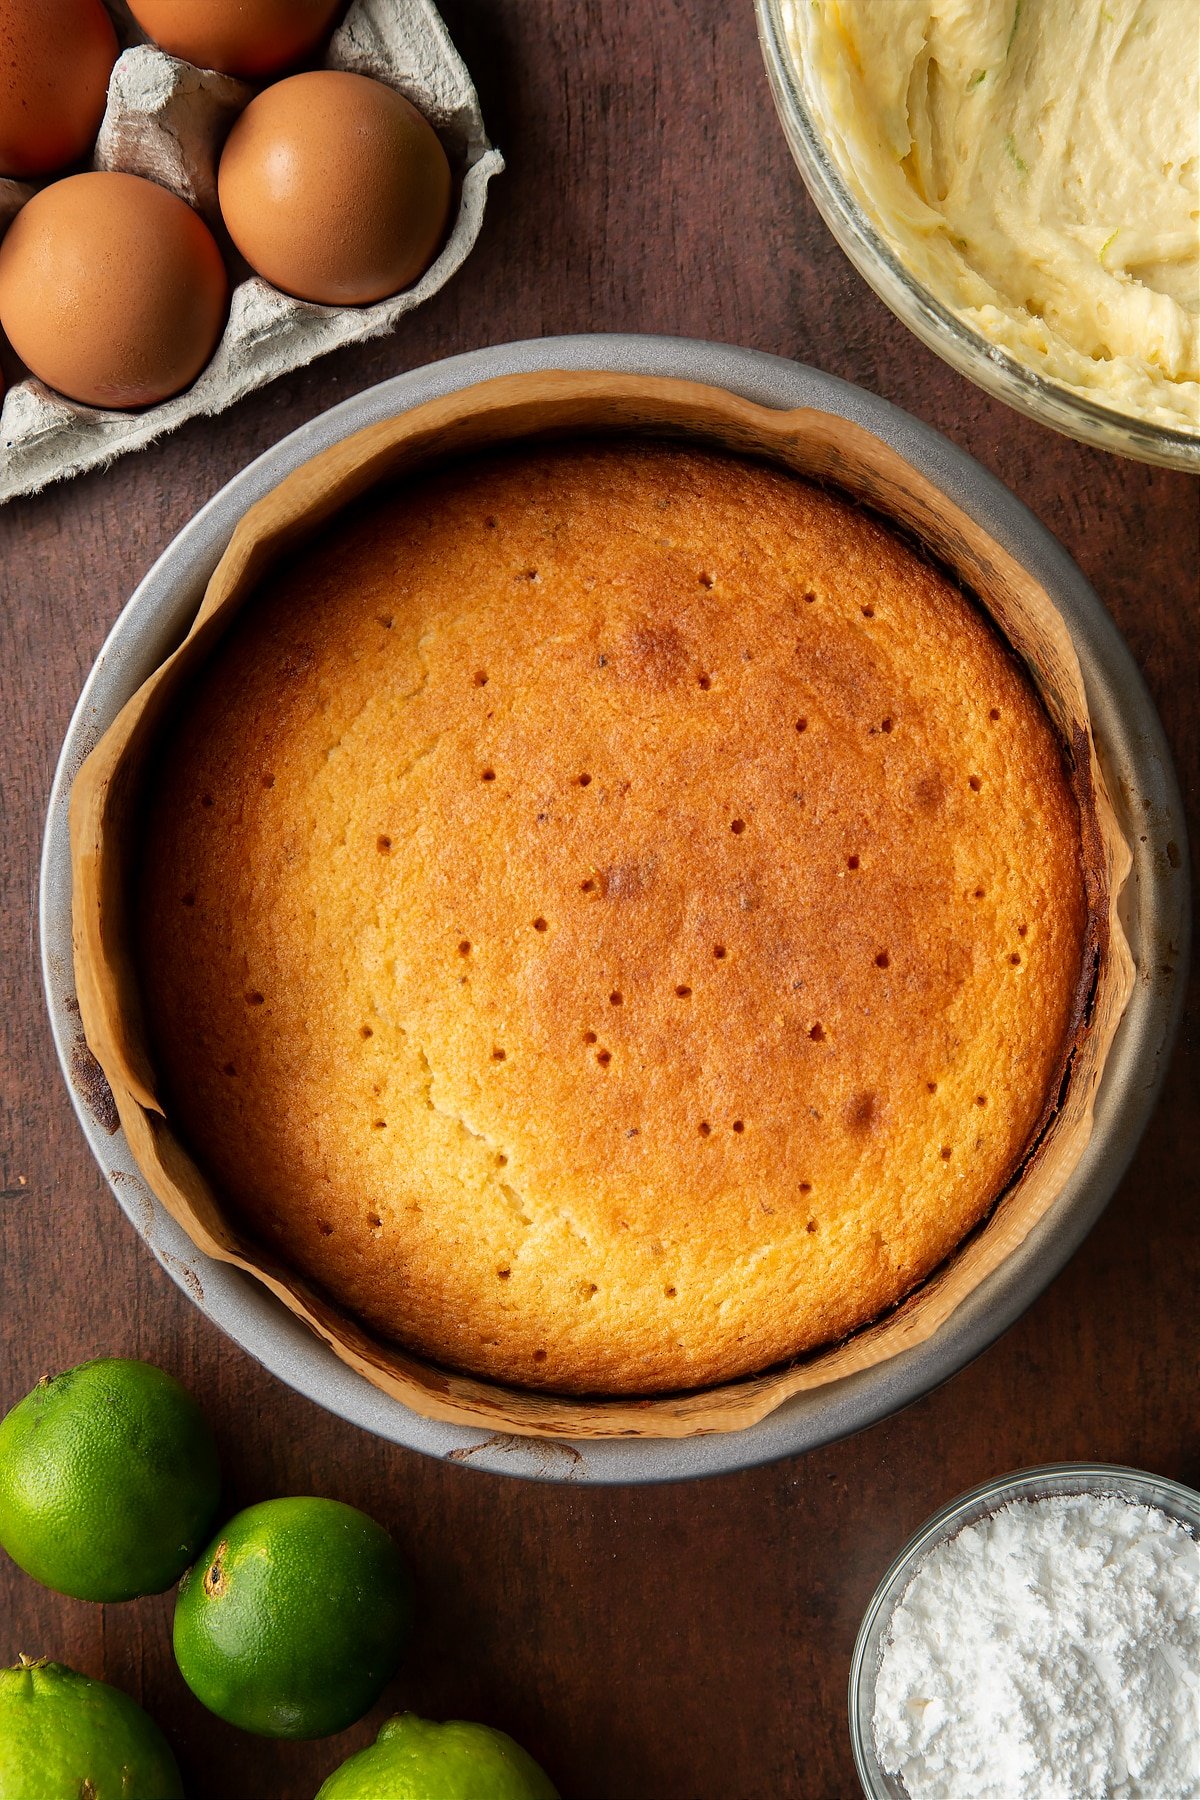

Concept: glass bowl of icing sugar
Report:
left=849, top=1463, right=1200, bottom=1800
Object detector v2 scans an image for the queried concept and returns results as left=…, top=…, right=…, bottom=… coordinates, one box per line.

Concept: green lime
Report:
left=0, top=1654, right=184, bottom=1800
left=315, top=1714, right=560, bottom=1800
left=0, top=1358, right=221, bottom=1603
left=173, top=1496, right=413, bottom=1739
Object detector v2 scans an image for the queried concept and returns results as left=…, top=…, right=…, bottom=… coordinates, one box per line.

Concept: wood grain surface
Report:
left=1, top=4, right=1196, bottom=1797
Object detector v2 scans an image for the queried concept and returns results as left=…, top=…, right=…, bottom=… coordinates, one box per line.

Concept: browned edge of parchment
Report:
left=69, top=371, right=1136, bottom=1439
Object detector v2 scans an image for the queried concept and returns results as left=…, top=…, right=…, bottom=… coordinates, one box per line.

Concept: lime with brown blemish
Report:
left=173, top=1496, right=414, bottom=1738
left=0, top=1358, right=221, bottom=1602
left=315, top=1713, right=560, bottom=1799
left=0, top=1655, right=184, bottom=1800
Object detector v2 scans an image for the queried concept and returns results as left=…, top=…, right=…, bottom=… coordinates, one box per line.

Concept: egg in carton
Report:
left=0, top=0, right=502, bottom=503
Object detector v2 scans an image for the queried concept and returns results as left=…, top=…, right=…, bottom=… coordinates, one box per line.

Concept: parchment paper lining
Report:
left=70, top=372, right=1135, bottom=1438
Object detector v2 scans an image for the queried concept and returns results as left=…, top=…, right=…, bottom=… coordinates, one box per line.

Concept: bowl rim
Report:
left=754, top=0, right=1200, bottom=472
left=847, top=1460, right=1200, bottom=1797
left=38, top=333, right=1191, bottom=1484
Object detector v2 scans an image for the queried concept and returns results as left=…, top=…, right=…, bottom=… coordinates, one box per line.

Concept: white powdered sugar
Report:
left=872, top=1491, right=1200, bottom=1799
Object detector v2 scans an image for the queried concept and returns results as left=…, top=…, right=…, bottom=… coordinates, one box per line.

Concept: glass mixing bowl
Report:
left=848, top=1462, right=1200, bottom=1798
left=755, top=0, right=1200, bottom=472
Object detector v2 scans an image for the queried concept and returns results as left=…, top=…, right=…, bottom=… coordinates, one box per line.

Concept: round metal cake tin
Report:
left=40, top=335, right=1190, bottom=1485
left=848, top=1462, right=1200, bottom=1796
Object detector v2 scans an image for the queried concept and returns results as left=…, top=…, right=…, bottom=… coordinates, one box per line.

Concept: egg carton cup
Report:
left=0, top=0, right=502, bottom=504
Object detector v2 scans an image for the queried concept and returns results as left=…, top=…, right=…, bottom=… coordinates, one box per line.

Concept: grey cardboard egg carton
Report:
left=0, top=0, right=502, bottom=502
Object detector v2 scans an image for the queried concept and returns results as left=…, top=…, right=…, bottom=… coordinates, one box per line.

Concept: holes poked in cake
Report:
left=808, top=1022, right=826, bottom=1043
left=989, top=706, right=1002, bottom=721
left=731, top=1119, right=745, bottom=1134
left=697, top=1121, right=712, bottom=1137
left=377, top=835, right=392, bottom=854
left=480, top=768, right=496, bottom=782
left=712, top=944, right=727, bottom=960
left=940, top=1145, right=953, bottom=1160
left=698, top=672, right=713, bottom=690
left=458, top=939, right=472, bottom=957
left=473, top=670, right=489, bottom=687
left=244, top=990, right=265, bottom=1007
left=664, top=1283, right=678, bottom=1298
left=1009, top=951, right=1023, bottom=966
left=491, top=1047, right=507, bottom=1063
left=609, top=991, right=623, bottom=1007
left=860, top=604, right=876, bottom=619
left=582, top=1029, right=598, bottom=1045
left=730, top=818, right=746, bottom=835
left=532, top=1349, right=548, bottom=1363
left=575, top=772, right=592, bottom=788
left=367, top=1213, right=382, bottom=1231
left=261, top=772, right=275, bottom=789
left=595, top=1049, right=612, bottom=1068
left=496, top=1266, right=511, bottom=1280
left=968, top=775, right=984, bottom=793
left=874, top=950, right=891, bottom=969
left=698, top=570, right=716, bottom=589
left=674, top=984, right=692, bottom=999
left=317, top=1220, right=334, bottom=1236
left=222, top=1062, right=237, bottom=1078
left=532, top=917, right=549, bottom=932
left=359, top=1024, right=373, bottom=1039
left=846, top=854, right=860, bottom=870
left=181, top=891, right=196, bottom=907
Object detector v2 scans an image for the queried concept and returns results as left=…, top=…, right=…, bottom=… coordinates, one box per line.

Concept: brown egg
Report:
left=126, top=0, right=343, bottom=80
left=0, top=0, right=118, bottom=178
left=218, top=71, right=451, bottom=307
left=0, top=172, right=228, bottom=408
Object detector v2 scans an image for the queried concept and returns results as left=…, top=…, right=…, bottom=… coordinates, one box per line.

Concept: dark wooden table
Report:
left=1, top=5, right=1196, bottom=1797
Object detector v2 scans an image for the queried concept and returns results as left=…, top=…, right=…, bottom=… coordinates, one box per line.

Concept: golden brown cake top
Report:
left=138, top=442, right=1090, bottom=1394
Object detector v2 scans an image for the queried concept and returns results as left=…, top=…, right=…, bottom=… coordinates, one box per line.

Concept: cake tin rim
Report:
left=39, top=333, right=1190, bottom=1484
left=847, top=1461, right=1200, bottom=1796
left=754, top=0, right=1200, bottom=472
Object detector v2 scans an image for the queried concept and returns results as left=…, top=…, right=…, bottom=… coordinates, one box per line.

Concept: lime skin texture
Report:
left=316, top=1714, right=561, bottom=1799
left=0, top=1357, right=221, bottom=1603
left=173, top=1495, right=414, bottom=1738
left=0, top=1655, right=185, bottom=1800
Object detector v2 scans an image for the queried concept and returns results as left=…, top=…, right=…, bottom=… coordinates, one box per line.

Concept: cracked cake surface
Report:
left=136, top=441, right=1091, bottom=1394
